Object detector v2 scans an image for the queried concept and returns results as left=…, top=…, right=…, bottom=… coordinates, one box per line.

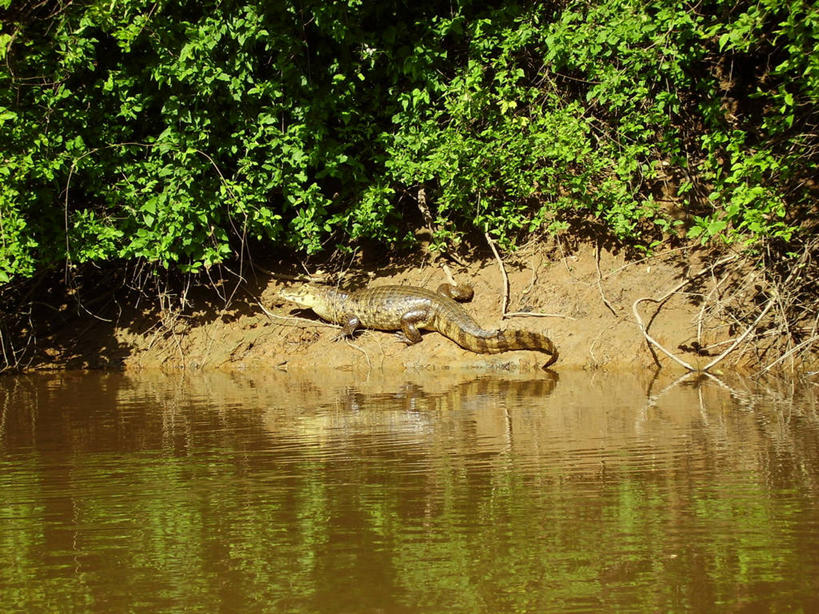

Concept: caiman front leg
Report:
left=395, top=309, right=428, bottom=345
left=334, top=314, right=361, bottom=340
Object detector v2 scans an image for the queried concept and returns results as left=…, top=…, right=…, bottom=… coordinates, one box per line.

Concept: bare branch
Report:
left=485, top=231, right=509, bottom=317
left=702, top=297, right=775, bottom=371
left=596, top=241, right=618, bottom=316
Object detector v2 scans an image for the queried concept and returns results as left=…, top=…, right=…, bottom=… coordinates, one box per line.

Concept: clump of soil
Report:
left=10, top=238, right=812, bottom=375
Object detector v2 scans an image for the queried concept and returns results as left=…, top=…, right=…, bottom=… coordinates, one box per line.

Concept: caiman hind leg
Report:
left=436, top=283, right=474, bottom=302
left=395, top=309, right=429, bottom=345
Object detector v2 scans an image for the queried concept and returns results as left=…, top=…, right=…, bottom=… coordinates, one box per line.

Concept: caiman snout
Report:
left=279, top=285, right=316, bottom=308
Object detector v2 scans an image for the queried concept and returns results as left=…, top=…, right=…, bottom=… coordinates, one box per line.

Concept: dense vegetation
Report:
left=1, top=0, right=816, bottom=283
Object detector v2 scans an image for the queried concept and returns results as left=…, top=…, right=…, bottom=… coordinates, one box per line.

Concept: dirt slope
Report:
left=43, top=240, right=794, bottom=375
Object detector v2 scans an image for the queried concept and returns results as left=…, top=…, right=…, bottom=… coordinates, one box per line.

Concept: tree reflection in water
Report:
left=0, top=370, right=817, bottom=612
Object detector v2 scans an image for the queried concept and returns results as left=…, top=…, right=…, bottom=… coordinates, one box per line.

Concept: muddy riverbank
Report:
left=12, top=240, right=813, bottom=376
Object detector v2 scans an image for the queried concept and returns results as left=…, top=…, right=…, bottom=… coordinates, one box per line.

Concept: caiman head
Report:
left=279, top=284, right=347, bottom=323
left=278, top=284, right=325, bottom=310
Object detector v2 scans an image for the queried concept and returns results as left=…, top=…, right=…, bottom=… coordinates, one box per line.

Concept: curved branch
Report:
left=631, top=254, right=740, bottom=371
left=632, top=296, right=697, bottom=371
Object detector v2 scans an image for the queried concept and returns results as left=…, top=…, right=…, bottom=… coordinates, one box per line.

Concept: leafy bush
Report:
left=1, top=0, right=816, bottom=281
left=383, top=0, right=817, bottom=249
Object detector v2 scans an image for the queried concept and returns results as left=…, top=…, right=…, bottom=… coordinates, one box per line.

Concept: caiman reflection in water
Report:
left=1, top=370, right=818, bottom=613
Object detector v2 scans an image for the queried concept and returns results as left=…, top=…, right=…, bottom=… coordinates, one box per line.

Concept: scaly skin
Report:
left=279, top=283, right=559, bottom=367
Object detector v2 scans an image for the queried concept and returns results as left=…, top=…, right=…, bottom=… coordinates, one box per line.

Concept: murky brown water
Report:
left=1, top=369, right=818, bottom=613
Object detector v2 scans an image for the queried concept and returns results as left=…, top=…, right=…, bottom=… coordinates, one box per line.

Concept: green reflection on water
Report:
left=0, top=371, right=818, bottom=613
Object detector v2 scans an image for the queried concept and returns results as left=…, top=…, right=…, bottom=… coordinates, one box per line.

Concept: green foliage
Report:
left=0, top=0, right=816, bottom=280
left=387, top=0, right=816, bottom=250
left=1, top=0, right=420, bottom=276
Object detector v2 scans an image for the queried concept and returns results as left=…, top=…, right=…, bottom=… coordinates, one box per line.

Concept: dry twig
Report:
left=701, top=297, right=775, bottom=371
left=595, top=241, right=618, bottom=316
left=757, top=334, right=819, bottom=375
left=505, top=311, right=576, bottom=320
left=485, top=231, right=510, bottom=316
left=632, top=254, right=739, bottom=371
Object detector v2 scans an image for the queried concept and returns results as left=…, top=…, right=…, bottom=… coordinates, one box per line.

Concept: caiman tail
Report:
left=434, top=314, right=559, bottom=367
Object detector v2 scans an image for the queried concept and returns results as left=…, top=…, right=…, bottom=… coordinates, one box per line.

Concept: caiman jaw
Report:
left=279, top=286, right=315, bottom=308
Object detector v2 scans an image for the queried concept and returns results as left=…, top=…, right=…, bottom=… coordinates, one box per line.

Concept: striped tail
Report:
left=446, top=327, right=559, bottom=367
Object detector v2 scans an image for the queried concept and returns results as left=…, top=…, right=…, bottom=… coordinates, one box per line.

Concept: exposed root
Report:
left=484, top=232, right=573, bottom=320
left=633, top=239, right=815, bottom=374
left=0, top=328, right=16, bottom=373
left=696, top=266, right=730, bottom=346
left=633, top=295, right=697, bottom=371
left=701, top=297, right=775, bottom=372
left=758, top=335, right=819, bottom=375
left=344, top=337, right=373, bottom=371
left=759, top=237, right=819, bottom=372
left=632, top=254, right=738, bottom=372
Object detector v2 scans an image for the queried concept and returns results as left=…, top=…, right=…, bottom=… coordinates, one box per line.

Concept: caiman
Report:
left=279, top=283, right=559, bottom=368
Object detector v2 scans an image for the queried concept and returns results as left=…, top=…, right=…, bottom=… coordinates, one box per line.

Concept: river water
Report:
left=1, top=369, right=817, bottom=613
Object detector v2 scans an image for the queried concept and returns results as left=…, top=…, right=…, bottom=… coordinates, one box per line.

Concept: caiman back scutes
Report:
left=279, top=283, right=558, bottom=366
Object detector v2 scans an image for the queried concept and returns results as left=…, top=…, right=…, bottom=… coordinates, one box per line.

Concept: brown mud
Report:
left=16, top=239, right=816, bottom=376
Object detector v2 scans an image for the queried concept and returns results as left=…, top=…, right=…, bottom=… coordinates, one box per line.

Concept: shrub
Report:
left=1, top=0, right=815, bottom=281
